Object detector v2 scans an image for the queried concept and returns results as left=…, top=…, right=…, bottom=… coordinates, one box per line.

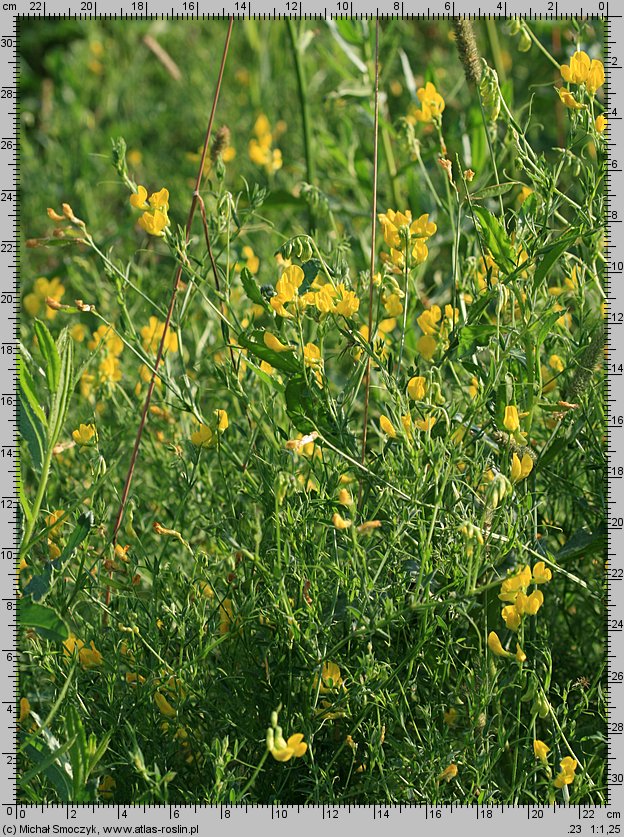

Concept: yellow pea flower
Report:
left=19, top=697, right=30, bottom=723
left=443, top=707, right=458, bottom=726
left=314, top=661, right=343, bottom=693
left=263, top=332, right=291, bottom=353
left=503, top=405, right=520, bottom=433
left=412, top=82, right=446, bottom=124
left=437, top=763, right=458, bottom=783
left=219, top=598, right=234, bottom=635
left=487, top=631, right=511, bottom=658
left=332, top=512, right=352, bottom=530
left=140, top=316, right=178, bottom=354
left=72, top=423, right=97, bottom=446
left=515, top=644, right=526, bottom=663
left=337, top=488, right=353, bottom=507
left=154, top=691, right=176, bottom=718
left=560, top=51, right=591, bottom=84
left=379, top=415, right=397, bottom=438
left=138, top=209, right=169, bottom=236
left=63, top=635, right=103, bottom=669
left=417, top=334, right=437, bottom=361
left=511, top=452, right=533, bottom=482
left=149, top=188, right=169, bottom=210
left=525, top=589, right=544, bottom=616
left=334, top=284, right=360, bottom=317
left=534, top=740, right=550, bottom=764
left=586, top=59, right=605, bottom=94
left=596, top=114, right=607, bottom=133
left=532, top=561, right=553, bottom=584
left=501, top=605, right=522, bottom=632
left=554, top=756, right=578, bottom=788
left=266, top=727, right=307, bottom=762
left=407, top=376, right=427, bottom=401
left=415, top=415, right=436, bottom=432
left=129, top=185, right=149, bottom=209
left=190, top=424, right=215, bottom=448
left=382, top=291, right=403, bottom=317
left=558, top=88, right=585, bottom=110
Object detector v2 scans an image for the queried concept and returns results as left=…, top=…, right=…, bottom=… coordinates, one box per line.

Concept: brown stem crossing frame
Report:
left=110, top=18, right=235, bottom=554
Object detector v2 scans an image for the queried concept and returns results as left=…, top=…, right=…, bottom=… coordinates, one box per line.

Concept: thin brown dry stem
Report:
left=110, top=18, right=235, bottom=564
left=359, top=18, right=380, bottom=506
left=142, top=34, right=182, bottom=81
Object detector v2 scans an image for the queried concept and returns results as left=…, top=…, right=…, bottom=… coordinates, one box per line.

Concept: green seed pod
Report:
left=507, top=18, right=521, bottom=36
left=518, top=29, right=532, bottom=52
left=538, top=694, right=550, bottom=719
left=479, top=61, right=501, bottom=122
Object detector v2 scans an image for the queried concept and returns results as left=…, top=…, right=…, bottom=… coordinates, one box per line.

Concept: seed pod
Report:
left=479, top=61, right=501, bottom=122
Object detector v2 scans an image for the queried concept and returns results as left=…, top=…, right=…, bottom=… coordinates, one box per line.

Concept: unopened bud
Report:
left=47, top=207, right=65, bottom=222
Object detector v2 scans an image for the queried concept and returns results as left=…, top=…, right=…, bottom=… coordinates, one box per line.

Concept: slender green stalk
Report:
left=286, top=19, right=316, bottom=228
left=20, top=444, right=54, bottom=555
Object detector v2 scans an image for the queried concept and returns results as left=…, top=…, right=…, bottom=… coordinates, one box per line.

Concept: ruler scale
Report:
left=7, top=4, right=616, bottom=832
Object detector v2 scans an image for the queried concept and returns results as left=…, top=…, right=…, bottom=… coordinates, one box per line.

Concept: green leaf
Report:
left=472, top=206, right=516, bottom=274
left=22, top=564, right=52, bottom=602
left=532, top=231, right=579, bottom=289
left=238, top=331, right=300, bottom=373
left=34, top=320, right=61, bottom=395
left=20, top=599, right=69, bottom=642
left=18, top=354, right=47, bottom=425
left=47, top=330, right=74, bottom=447
left=555, top=526, right=606, bottom=563
left=333, top=18, right=365, bottom=46
left=21, top=738, right=74, bottom=801
left=19, top=385, right=45, bottom=473
left=240, top=267, right=265, bottom=306
left=285, top=373, right=318, bottom=434
left=455, top=324, right=497, bottom=358
left=300, top=259, right=321, bottom=295
left=54, top=511, right=94, bottom=569
left=66, top=705, right=88, bottom=798
left=470, top=181, right=520, bottom=201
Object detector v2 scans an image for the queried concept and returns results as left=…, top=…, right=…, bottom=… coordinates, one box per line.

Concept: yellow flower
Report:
left=510, top=452, right=533, bottom=482
left=408, top=376, right=427, bottom=401
left=411, top=82, right=445, bottom=123
left=596, top=114, right=607, bottom=133
left=417, top=305, right=442, bottom=335
left=501, top=604, right=522, bottom=632
left=24, top=277, right=65, bottom=320
left=503, top=405, right=520, bottom=433
left=332, top=512, right=352, bottom=530
left=191, top=411, right=228, bottom=448
left=270, top=265, right=304, bottom=318
left=219, top=598, right=234, bottom=635
left=534, top=740, right=550, bottom=764
left=98, top=356, right=122, bottom=385
left=131, top=186, right=170, bottom=236
left=554, top=756, right=578, bottom=788
left=337, top=488, right=353, bottom=507
left=154, top=691, right=176, bottom=718
left=19, top=697, right=30, bottom=723
left=129, top=185, right=149, bottom=209
left=549, top=354, right=565, bottom=373
left=63, top=635, right=103, bottom=669
left=315, top=661, right=343, bottom=693
left=379, top=415, right=397, bottom=438
left=249, top=113, right=283, bottom=174
left=149, top=188, right=169, bottom=210
left=401, top=413, right=412, bottom=437
left=438, top=763, right=458, bottom=783
left=241, top=245, right=259, bottom=274
left=443, top=707, right=458, bottom=727
left=532, top=561, right=553, bottom=584
left=267, top=727, right=307, bottom=762
left=487, top=631, right=511, bottom=658
left=378, top=209, right=436, bottom=266
left=98, top=775, right=116, bottom=800
left=415, top=415, right=436, bottom=432
left=46, top=509, right=65, bottom=537
left=140, top=317, right=178, bottom=354
left=263, top=332, right=291, bottom=353
left=587, top=59, right=605, bottom=94
left=88, top=324, right=124, bottom=357
left=525, top=589, right=544, bottom=616
left=383, top=291, right=403, bottom=317
left=498, top=565, right=532, bottom=602
left=515, top=644, right=526, bottom=663
left=560, top=50, right=591, bottom=83
left=333, top=284, right=360, bottom=317
left=72, top=423, right=97, bottom=446
left=558, top=88, right=585, bottom=110
left=417, top=334, right=437, bottom=361
left=303, top=342, right=322, bottom=368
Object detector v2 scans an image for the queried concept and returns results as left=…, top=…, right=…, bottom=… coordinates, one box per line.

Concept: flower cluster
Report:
left=249, top=113, right=283, bottom=174
left=409, top=81, right=445, bottom=124
left=499, top=561, right=552, bottom=631
left=558, top=50, right=605, bottom=114
left=88, top=324, right=124, bottom=388
left=378, top=209, right=437, bottom=270
left=266, top=709, right=307, bottom=763
left=63, top=634, right=103, bottom=669
left=269, top=264, right=359, bottom=320
left=191, top=409, right=229, bottom=449
left=129, top=186, right=170, bottom=236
